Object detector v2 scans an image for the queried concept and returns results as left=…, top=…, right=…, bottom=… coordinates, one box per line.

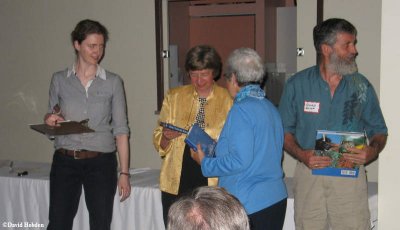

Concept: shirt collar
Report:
left=191, top=83, right=215, bottom=100
left=67, top=64, right=107, bottom=80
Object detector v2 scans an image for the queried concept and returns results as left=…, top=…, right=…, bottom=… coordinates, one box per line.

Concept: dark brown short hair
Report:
left=185, top=45, right=222, bottom=80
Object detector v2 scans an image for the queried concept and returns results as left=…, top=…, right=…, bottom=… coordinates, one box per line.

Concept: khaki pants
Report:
left=293, top=162, right=371, bottom=230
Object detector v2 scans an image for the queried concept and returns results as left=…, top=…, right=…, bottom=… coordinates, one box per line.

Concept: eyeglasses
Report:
left=189, top=70, right=213, bottom=78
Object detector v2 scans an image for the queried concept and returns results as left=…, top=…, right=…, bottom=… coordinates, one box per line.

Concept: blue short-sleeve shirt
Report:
left=279, top=66, right=387, bottom=149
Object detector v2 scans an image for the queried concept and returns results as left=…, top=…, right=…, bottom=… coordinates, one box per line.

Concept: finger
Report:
left=120, top=187, right=131, bottom=202
left=120, top=188, right=126, bottom=202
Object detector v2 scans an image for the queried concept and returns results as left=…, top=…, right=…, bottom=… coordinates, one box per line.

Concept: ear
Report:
left=321, top=43, right=332, bottom=57
left=231, top=74, right=239, bottom=87
left=231, top=74, right=241, bottom=92
left=73, top=41, right=80, bottom=52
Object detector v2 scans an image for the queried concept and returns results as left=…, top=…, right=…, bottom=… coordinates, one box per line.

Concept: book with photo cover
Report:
left=159, top=121, right=188, bottom=134
left=184, top=123, right=217, bottom=158
left=312, top=130, right=367, bottom=178
left=29, top=119, right=94, bottom=136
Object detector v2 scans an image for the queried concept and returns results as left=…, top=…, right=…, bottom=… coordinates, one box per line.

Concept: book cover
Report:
left=184, top=123, right=216, bottom=158
left=29, top=119, right=94, bottom=136
left=159, top=121, right=188, bottom=134
left=312, top=130, right=367, bottom=178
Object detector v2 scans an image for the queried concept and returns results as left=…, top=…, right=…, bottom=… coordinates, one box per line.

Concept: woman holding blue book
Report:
left=153, top=45, right=233, bottom=227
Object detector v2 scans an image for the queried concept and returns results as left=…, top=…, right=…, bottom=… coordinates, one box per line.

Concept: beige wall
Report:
left=379, top=0, right=400, bottom=227
left=0, top=0, right=162, bottom=169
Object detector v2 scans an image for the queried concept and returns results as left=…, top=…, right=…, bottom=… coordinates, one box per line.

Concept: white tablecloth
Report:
left=0, top=160, right=378, bottom=230
left=0, top=160, right=163, bottom=230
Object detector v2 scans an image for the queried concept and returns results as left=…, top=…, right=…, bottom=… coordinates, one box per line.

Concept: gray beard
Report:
left=327, top=52, right=358, bottom=75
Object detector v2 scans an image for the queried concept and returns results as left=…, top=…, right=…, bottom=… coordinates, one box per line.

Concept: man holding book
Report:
left=279, top=18, right=388, bottom=229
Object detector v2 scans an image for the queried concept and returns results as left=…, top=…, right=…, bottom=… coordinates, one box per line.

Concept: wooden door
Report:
left=189, top=15, right=255, bottom=86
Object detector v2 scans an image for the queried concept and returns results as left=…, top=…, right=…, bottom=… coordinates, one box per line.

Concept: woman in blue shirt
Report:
left=192, top=48, right=287, bottom=230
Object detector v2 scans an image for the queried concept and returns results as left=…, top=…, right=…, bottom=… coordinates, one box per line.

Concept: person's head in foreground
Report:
left=167, top=186, right=250, bottom=230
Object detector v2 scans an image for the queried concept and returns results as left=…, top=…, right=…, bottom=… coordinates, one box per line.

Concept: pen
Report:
left=52, top=104, right=62, bottom=125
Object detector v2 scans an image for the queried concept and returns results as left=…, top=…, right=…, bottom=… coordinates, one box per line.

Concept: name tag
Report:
left=304, top=101, right=320, bottom=113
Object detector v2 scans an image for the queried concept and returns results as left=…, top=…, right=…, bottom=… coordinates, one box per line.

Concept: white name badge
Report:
left=304, top=101, right=320, bottom=113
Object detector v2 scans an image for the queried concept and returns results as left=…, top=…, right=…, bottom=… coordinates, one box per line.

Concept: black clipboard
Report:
left=29, top=119, right=94, bottom=136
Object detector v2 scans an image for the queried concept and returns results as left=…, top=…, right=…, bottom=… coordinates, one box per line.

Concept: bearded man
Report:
left=279, top=18, right=388, bottom=230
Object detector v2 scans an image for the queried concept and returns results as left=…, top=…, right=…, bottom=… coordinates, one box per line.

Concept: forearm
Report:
left=284, top=133, right=308, bottom=161
left=366, top=133, right=388, bottom=163
left=369, top=134, right=387, bottom=154
left=116, top=134, right=130, bottom=173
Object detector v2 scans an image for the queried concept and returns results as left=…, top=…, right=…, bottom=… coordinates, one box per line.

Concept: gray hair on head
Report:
left=225, top=48, right=265, bottom=86
left=313, top=18, right=357, bottom=63
left=167, top=186, right=250, bottom=230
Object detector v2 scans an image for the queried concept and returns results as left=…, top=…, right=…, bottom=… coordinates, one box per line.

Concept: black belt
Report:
left=56, top=148, right=104, bottom=159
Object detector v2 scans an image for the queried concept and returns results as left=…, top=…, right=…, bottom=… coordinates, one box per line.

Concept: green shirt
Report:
left=279, top=66, right=387, bottom=149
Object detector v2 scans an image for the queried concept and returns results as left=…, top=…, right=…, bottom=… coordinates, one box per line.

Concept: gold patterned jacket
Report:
left=153, top=84, right=233, bottom=195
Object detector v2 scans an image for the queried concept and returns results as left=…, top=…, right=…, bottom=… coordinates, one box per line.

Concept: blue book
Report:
left=312, top=130, right=366, bottom=178
left=159, top=122, right=188, bottom=134
left=184, top=123, right=216, bottom=158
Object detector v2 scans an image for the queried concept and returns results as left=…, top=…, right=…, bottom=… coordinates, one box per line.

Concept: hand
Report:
left=44, top=113, right=65, bottom=126
left=190, top=143, right=205, bottom=165
left=342, top=145, right=377, bottom=166
left=118, top=174, right=131, bottom=202
left=160, top=128, right=182, bottom=150
left=162, top=128, right=182, bottom=141
left=299, top=150, right=331, bottom=169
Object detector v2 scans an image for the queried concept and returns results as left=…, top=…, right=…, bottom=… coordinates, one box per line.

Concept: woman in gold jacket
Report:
left=153, top=45, right=233, bottom=226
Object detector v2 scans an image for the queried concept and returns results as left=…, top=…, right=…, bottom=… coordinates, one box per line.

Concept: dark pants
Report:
left=47, top=151, right=117, bottom=230
left=161, top=191, right=180, bottom=228
left=248, top=198, right=287, bottom=230
left=161, top=145, right=208, bottom=227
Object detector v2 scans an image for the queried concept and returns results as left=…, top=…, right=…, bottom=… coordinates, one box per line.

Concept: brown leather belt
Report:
left=56, top=148, right=103, bottom=159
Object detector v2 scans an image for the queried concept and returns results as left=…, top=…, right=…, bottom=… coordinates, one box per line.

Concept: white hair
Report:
left=167, top=186, right=250, bottom=230
left=225, top=48, right=265, bottom=86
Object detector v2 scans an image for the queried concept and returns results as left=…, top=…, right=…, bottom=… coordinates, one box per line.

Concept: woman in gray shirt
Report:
left=44, top=19, right=131, bottom=230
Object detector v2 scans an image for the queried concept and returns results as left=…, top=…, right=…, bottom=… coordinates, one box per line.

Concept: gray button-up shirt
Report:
left=48, top=65, right=130, bottom=152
